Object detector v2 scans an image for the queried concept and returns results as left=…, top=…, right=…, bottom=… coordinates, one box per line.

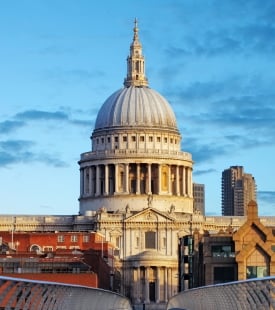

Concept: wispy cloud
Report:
left=0, top=140, right=34, bottom=152
left=0, top=139, right=67, bottom=168
left=258, top=191, right=275, bottom=215
left=258, top=191, right=275, bottom=205
left=193, top=168, right=217, bottom=176
left=9, top=108, right=93, bottom=129
left=15, top=110, right=69, bottom=121
left=0, top=107, right=94, bottom=168
left=183, top=137, right=228, bottom=164
left=0, top=120, right=25, bottom=134
left=44, top=68, right=106, bottom=84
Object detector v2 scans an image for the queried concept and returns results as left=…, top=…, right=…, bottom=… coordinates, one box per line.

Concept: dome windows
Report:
left=92, top=132, right=180, bottom=152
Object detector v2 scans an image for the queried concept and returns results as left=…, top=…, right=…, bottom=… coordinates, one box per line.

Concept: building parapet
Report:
left=1, top=214, right=275, bottom=233
left=80, top=149, right=192, bottom=161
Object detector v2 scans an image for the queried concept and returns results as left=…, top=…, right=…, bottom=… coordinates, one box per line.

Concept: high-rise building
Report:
left=221, top=166, right=257, bottom=216
left=193, top=183, right=205, bottom=215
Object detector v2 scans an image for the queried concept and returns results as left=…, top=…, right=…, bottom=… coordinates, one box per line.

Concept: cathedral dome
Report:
left=94, top=86, right=178, bottom=131
left=93, top=19, right=179, bottom=135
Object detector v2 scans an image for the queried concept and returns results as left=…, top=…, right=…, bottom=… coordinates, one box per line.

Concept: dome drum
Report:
left=91, top=129, right=182, bottom=153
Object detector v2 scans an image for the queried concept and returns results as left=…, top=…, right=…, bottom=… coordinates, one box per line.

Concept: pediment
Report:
left=125, top=207, right=175, bottom=223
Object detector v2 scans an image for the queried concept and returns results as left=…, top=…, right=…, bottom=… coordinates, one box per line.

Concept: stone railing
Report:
left=166, top=277, right=275, bottom=310
left=80, top=148, right=192, bottom=161
left=0, top=276, right=132, bottom=310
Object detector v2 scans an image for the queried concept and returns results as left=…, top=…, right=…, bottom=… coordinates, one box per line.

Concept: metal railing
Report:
left=0, top=276, right=132, bottom=310
left=167, top=277, right=275, bottom=310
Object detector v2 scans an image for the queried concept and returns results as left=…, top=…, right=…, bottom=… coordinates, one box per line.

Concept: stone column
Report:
left=176, top=165, right=180, bottom=196
left=80, top=168, right=84, bottom=196
left=136, top=163, right=140, bottom=194
left=95, top=165, right=100, bottom=196
left=190, top=167, right=193, bottom=197
left=104, top=164, right=109, bottom=195
left=167, top=267, right=172, bottom=299
left=147, top=163, right=152, bottom=194
left=187, top=167, right=191, bottom=197
left=156, top=267, right=160, bottom=303
left=164, top=267, right=168, bottom=302
left=137, top=267, right=141, bottom=303
left=186, top=167, right=189, bottom=196
left=182, top=166, right=186, bottom=196
left=115, top=164, right=119, bottom=194
left=158, top=164, right=162, bottom=194
left=89, top=167, right=93, bottom=195
left=125, top=163, right=129, bottom=193
left=133, top=268, right=137, bottom=302
left=145, top=267, right=150, bottom=303
left=168, top=165, right=171, bottom=194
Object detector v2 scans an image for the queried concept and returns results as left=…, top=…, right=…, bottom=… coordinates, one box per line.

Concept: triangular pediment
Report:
left=125, top=207, right=175, bottom=223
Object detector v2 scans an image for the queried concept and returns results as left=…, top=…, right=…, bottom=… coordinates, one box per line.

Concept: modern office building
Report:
left=193, top=183, right=205, bottom=215
left=221, top=166, right=257, bottom=216
left=179, top=201, right=275, bottom=288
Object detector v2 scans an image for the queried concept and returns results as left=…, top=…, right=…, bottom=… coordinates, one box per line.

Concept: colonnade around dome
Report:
left=79, top=162, right=193, bottom=213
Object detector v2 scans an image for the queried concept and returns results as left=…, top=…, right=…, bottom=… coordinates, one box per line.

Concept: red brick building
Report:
left=0, top=231, right=116, bottom=290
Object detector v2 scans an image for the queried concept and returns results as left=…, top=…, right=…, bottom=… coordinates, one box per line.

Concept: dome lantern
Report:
left=124, top=18, right=148, bottom=87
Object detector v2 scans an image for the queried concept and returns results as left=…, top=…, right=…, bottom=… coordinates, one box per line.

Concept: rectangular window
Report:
left=214, top=267, right=235, bottom=284
left=123, top=136, right=127, bottom=142
left=56, top=246, right=66, bottom=250
left=107, top=137, right=111, bottom=143
left=43, top=246, right=53, bottom=252
left=212, top=245, right=234, bottom=257
left=114, top=136, right=118, bottom=142
left=157, top=137, right=161, bottom=142
left=149, top=136, right=153, bottom=142
left=71, top=235, right=78, bottom=242
left=57, top=235, right=65, bottom=243
left=116, top=237, right=120, bottom=248
left=145, top=231, right=156, bottom=249
left=140, top=136, right=145, bottom=142
left=164, top=137, right=168, bottom=143
left=247, top=266, right=268, bottom=279
left=132, top=136, right=136, bottom=142
left=101, top=138, right=104, bottom=143
left=83, top=235, right=90, bottom=243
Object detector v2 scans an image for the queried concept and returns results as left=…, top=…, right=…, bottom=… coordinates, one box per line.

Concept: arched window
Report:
left=30, top=244, right=42, bottom=253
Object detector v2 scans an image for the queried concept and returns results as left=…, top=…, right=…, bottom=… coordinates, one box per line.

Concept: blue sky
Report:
left=1, top=0, right=275, bottom=216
